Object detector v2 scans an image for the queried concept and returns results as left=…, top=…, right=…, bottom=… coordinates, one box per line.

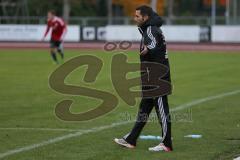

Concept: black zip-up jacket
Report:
left=138, top=12, right=171, bottom=93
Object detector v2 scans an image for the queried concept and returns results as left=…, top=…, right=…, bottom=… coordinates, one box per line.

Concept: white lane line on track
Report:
left=0, top=89, right=240, bottom=159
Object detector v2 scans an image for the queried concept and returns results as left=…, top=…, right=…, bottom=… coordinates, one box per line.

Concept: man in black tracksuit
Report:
left=114, top=5, right=173, bottom=152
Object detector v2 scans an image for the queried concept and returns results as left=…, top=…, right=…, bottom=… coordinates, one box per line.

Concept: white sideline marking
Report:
left=171, top=89, right=240, bottom=112
left=0, top=121, right=130, bottom=159
left=0, top=127, right=80, bottom=132
left=234, top=156, right=240, bottom=160
left=0, top=89, right=239, bottom=159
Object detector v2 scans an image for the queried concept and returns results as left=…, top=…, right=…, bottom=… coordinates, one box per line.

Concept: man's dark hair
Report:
left=136, top=5, right=153, bottom=17
left=48, top=10, right=56, bottom=15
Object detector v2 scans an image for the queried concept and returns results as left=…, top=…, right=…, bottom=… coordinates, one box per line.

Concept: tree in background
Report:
left=27, top=0, right=107, bottom=17
left=112, top=0, right=164, bottom=16
left=28, top=0, right=62, bottom=16
left=174, top=0, right=227, bottom=16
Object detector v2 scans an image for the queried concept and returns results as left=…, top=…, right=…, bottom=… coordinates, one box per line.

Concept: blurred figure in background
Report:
left=42, top=10, right=67, bottom=64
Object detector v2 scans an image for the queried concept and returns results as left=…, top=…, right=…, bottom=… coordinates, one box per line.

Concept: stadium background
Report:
left=0, top=0, right=240, bottom=160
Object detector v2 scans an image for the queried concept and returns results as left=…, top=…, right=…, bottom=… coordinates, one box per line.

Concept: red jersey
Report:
left=44, top=16, right=67, bottom=41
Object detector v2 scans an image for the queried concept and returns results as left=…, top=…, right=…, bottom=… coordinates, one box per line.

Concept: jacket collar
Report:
left=138, top=27, right=143, bottom=35
left=138, top=19, right=151, bottom=34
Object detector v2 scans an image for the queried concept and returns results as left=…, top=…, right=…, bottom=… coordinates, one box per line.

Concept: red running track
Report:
left=0, top=42, right=239, bottom=52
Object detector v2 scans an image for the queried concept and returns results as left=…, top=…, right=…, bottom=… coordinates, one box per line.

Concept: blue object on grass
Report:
left=139, top=135, right=162, bottom=140
left=184, top=134, right=202, bottom=138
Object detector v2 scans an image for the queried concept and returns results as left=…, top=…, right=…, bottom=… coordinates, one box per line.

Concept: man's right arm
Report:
left=42, top=21, right=50, bottom=41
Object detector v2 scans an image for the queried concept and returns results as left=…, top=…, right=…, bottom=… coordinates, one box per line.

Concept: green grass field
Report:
left=0, top=48, right=240, bottom=160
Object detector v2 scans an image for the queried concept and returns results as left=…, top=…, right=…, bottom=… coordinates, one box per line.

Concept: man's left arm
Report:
left=144, top=26, right=162, bottom=54
left=60, top=24, right=67, bottom=42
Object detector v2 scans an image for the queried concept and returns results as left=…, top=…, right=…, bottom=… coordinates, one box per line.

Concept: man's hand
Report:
left=140, top=46, right=149, bottom=56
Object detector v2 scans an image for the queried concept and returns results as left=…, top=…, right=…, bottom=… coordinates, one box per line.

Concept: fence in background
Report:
left=1, top=16, right=240, bottom=26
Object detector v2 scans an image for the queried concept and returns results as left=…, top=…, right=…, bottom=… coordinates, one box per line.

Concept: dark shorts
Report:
left=50, top=39, right=62, bottom=49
